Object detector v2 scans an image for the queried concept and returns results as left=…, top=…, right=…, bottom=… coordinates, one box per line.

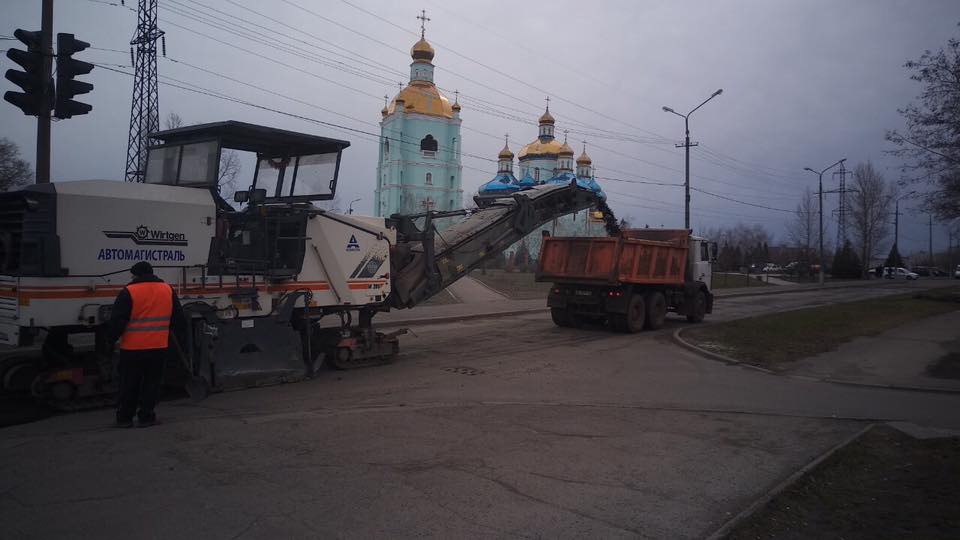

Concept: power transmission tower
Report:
left=124, top=0, right=165, bottom=183
left=831, top=161, right=850, bottom=248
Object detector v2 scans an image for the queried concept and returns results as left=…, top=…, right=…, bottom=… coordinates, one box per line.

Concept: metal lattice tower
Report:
left=124, top=0, right=164, bottom=182
left=832, top=162, right=849, bottom=247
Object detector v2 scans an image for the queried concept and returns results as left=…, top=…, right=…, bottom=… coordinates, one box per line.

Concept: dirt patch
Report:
left=684, top=287, right=960, bottom=368
left=726, top=425, right=960, bottom=540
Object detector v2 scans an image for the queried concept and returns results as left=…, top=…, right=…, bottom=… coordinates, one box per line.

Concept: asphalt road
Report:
left=2, top=280, right=958, bottom=539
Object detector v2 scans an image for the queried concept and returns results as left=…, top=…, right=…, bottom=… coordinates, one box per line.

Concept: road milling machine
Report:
left=0, top=121, right=605, bottom=404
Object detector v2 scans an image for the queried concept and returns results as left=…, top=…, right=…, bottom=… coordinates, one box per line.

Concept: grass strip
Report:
left=726, top=425, right=960, bottom=540
left=684, top=287, right=960, bottom=368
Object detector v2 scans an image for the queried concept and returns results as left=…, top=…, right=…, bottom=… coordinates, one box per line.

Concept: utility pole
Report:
left=37, top=0, right=53, bottom=183
left=804, top=158, right=846, bottom=286
left=894, top=199, right=900, bottom=247
left=662, top=88, right=723, bottom=230
left=831, top=162, right=849, bottom=248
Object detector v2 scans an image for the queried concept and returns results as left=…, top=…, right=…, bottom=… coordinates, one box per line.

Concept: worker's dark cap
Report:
left=130, top=262, right=154, bottom=277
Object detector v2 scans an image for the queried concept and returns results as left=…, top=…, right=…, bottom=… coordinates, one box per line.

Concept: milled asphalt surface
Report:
left=2, top=279, right=958, bottom=539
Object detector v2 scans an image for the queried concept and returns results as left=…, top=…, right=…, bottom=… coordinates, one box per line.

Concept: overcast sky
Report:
left=2, top=0, right=958, bottom=256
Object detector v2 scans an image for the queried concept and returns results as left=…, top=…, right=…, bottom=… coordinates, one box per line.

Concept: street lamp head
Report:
left=803, top=167, right=815, bottom=173
left=712, top=88, right=723, bottom=97
left=662, top=106, right=674, bottom=113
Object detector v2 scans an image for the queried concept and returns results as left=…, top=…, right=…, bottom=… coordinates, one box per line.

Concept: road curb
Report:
left=704, top=423, right=877, bottom=540
left=377, top=307, right=548, bottom=328
left=671, top=328, right=960, bottom=394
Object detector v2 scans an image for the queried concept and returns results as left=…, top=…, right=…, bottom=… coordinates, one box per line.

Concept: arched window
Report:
left=420, top=134, right=438, bottom=152
left=383, top=139, right=389, bottom=156
left=425, top=172, right=432, bottom=185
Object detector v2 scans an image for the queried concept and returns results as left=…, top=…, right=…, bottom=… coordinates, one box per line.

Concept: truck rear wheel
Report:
left=686, top=290, right=706, bottom=323
left=644, top=291, right=667, bottom=330
left=624, top=294, right=646, bottom=333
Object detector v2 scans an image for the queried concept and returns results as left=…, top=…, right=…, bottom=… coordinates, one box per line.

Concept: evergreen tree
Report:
left=832, top=241, right=863, bottom=279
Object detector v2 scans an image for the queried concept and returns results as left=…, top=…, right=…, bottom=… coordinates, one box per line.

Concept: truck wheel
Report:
left=625, top=295, right=646, bottom=333
left=686, top=290, right=706, bottom=323
left=644, top=291, right=667, bottom=330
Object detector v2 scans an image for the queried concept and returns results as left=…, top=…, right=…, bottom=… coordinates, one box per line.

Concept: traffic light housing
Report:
left=3, top=29, right=52, bottom=116
left=54, top=33, right=94, bottom=119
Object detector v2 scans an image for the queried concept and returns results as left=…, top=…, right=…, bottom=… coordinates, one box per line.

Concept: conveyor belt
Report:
left=389, top=182, right=602, bottom=308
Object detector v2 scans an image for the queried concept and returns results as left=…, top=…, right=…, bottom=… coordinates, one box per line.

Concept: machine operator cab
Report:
left=144, top=121, right=351, bottom=279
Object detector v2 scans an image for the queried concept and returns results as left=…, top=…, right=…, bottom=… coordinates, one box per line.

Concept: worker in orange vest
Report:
left=109, top=261, right=187, bottom=428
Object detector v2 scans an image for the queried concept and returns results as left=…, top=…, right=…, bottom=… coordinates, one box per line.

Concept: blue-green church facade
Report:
left=375, top=34, right=463, bottom=218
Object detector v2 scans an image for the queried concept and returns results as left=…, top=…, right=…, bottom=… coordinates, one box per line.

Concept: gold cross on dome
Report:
left=545, top=96, right=550, bottom=110
left=417, top=9, right=430, bottom=38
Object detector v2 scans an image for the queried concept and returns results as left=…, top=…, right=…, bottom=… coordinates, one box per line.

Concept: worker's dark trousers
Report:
left=116, top=349, right=166, bottom=423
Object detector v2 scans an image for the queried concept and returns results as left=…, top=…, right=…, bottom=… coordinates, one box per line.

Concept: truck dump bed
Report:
left=536, top=229, right=689, bottom=286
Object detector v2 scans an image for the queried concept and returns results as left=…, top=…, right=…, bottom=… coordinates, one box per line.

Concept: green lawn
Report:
left=470, top=269, right=554, bottom=300
left=684, top=287, right=960, bottom=369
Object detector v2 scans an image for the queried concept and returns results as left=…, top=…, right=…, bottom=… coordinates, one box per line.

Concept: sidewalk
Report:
left=785, top=310, right=960, bottom=392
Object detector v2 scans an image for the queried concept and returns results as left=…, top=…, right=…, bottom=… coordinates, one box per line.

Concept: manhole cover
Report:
left=444, top=366, right=484, bottom=376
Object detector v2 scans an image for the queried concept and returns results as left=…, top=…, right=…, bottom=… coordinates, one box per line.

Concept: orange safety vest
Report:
left=119, top=281, right=174, bottom=351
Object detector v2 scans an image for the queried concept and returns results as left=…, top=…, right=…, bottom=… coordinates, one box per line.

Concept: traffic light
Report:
left=3, top=29, right=52, bottom=116
left=54, top=33, right=94, bottom=119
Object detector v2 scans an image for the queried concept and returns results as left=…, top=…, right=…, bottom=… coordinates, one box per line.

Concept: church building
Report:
left=479, top=104, right=607, bottom=258
left=375, top=24, right=463, bottom=218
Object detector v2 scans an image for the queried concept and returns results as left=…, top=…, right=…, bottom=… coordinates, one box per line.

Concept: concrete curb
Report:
left=704, top=423, right=877, bottom=540
left=672, top=328, right=960, bottom=394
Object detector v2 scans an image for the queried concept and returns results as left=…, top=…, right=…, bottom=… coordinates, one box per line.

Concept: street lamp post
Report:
left=348, top=198, right=361, bottom=215
left=663, top=88, right=723, bottom=230
left=804, top=159, right=846, bottom=286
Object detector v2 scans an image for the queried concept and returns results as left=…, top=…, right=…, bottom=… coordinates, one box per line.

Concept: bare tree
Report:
left=0, top=138, right=33, bottom=191
left=217, top=150, right=241, bottom=199
left=786, top=187, right=816, bottom=258
left=164, top=111, right=184, bottom=130
left=165, top=111, right=242, bottom=200
left=886, top=23, right=960, bottom=220
left=849, top=161, right=895, bottom=274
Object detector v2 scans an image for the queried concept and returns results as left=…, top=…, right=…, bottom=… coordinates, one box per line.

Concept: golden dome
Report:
left=538, top=107, right=555, bottom=125
left=517, top=138, right=566, bottom=160
left=411, top=37, right=435, bottom=62
left=559, top=142, right=574, bottom=156
left=386, top=84, right=453, bottom=119
left=577, top=149, right=592, bottom=164
left=498, top=144, right=514, bottom=159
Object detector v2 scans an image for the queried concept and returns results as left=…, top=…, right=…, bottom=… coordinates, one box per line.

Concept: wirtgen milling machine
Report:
left=0, top=121, right=604, bottom=404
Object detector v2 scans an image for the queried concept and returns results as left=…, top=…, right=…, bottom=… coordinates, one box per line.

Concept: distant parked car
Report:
left=884, top=267, right=919, bottom=280
left=762, top=263, right=782, bottom=273
left=912, top=266, right=933, bottom=277
left=955, top=264, right=960, bottom=279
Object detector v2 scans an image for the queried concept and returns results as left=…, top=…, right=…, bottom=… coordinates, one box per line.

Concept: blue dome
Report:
left=479, top=172, right=519, bottom=195
left=517, top=171, right=537, bottom=188
left=546, top=172, right=592, bottom=191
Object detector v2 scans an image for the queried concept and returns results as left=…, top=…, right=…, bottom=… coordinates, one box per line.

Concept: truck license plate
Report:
left=575, top=290, right=592, bottom=296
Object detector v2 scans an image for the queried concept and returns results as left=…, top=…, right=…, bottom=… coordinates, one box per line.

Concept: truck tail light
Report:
left=607, top=290, right=623, bottom=298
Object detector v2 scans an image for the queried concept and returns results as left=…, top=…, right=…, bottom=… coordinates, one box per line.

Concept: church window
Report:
left=535, top=169, right=540, bottom=181
left=383, top=139, right=389, bottom=156
left=425, top=172, right=432, bottom=185
left=420, top=134, right=438, bottom=154
left=450, top=175, right=454, bottom=184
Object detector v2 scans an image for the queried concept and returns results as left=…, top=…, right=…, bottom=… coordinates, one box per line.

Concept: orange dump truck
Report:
left=536, top=229, right=716, bottom=332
